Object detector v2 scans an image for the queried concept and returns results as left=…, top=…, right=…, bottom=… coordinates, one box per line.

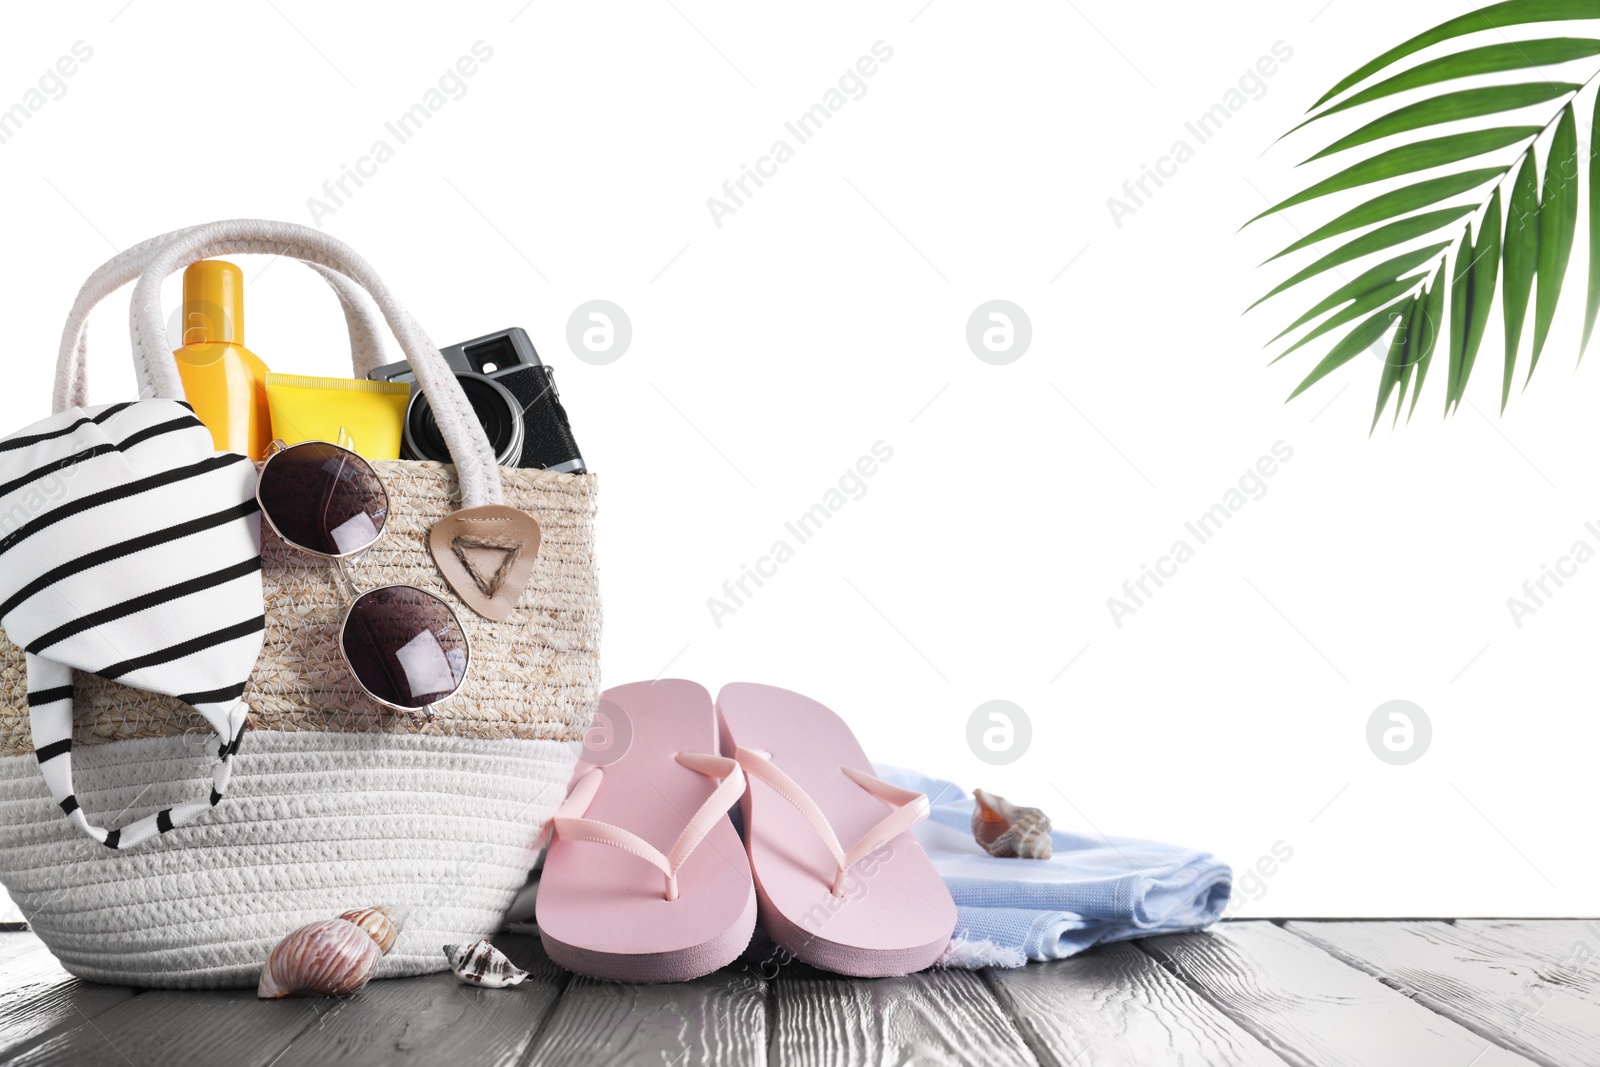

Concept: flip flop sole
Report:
left=717, top=682, right=956, bottom=977
left=752, top=877, right=949, bottom=976
left=537, top=680, right=756, bottom=982
left=541, top=890, right=757, bottom=984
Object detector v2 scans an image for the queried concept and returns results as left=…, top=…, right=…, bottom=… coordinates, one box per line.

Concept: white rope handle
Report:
left=54, top=225, right=391, bottom=414
left=129, top=220, right=504, bottom=507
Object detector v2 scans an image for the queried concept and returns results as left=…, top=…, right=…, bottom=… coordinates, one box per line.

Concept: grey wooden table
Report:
left=0, top=920, right=1596, bottom=1066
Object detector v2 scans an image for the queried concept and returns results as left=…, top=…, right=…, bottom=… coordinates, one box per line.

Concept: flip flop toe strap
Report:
left=551, top=752, right=745, bottom=901
left=734, top=746, right=930, bottom=897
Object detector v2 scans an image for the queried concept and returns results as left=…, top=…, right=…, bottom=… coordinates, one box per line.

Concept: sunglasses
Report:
left=256, top=440, right=470, bottom=719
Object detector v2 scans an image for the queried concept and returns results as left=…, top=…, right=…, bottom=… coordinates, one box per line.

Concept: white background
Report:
left=0, top=0, right=1593, bottom=920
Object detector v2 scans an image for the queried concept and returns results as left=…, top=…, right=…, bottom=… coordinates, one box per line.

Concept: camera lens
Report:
left=404, top=372, right=525, bottom=467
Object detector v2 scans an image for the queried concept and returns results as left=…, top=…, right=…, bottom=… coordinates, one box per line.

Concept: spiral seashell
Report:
left=338, top=905, right=403, bottom=955
left=258, top=918, right=383, bottom=999
left=971, top=789, right=1012, bottom=850
left=971, top=788, right=1053, bottom=860
left=444, top=939, right=529, bottom=988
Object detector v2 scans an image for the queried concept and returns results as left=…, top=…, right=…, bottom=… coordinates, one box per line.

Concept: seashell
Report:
left=338, top=905, right=403, bottom=955
left=444, top=939, right=529, bottom=988
left=258, top=917, right=383, bottom=999
left=971, top=788, right=1053, bottom=860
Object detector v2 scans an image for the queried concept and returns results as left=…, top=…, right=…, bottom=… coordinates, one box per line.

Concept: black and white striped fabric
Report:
left=0, top=399, right=264, bottom=849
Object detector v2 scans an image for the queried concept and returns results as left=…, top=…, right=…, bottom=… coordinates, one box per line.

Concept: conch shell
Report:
left=972, top=789, right=1053, bottom=860
left=445, top=939, right=528, bottom=988
left=257, top=906, right=403, bottom=999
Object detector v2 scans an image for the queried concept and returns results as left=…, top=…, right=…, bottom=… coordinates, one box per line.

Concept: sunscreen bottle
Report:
left=173, top=260, right=272, bottom=460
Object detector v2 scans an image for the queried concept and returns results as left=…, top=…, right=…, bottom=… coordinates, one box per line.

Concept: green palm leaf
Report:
left=1248, top=206, right=1476, bottom=310
left=1373, top=294, right=1421, bottom=431
left=1311, top=2, right=1600, bottom=109
left=1587, top=97, right=1600, bottom=357
left=1246, top=128, right=1539, bottom=225
left=1530, top=103, right=1579, bottom=381
left=1299, top=38, right=1600, bottom=129
left=1454, top=187, right=1502, bottom=412
left=1395, top=297, right=1426, bottom=424
left=1254, top=2, right=1600, bottom=424
left=1503, top=153, right=1540, bottom=405
left=1467, top=190, right=1503, bottom=410
left=1287, top=298, right=1414, bottom=401
left=1446, top=225, right=1473, bottom=410
left=1303, top=84, right=1579, bottom=162
left=1264, top=170, right=1501, bottom=262
left=1266, top=245, right=1452, bottom=343
left=1408, top=261, right=1449, bottom=420
left=1272, top=273, right=1428, bottom=363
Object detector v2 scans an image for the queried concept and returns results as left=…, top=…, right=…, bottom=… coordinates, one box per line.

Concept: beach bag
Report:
left=0, top=220, right=600, bottom=988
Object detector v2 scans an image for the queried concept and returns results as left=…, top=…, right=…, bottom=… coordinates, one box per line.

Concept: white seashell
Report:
left=338, top=905, right=403, bottom=955
left=258, top=917, right=383, bottom=999
left=972, top=788, right=1053, bottom=860
left=444, top=939, right=529, bottom=988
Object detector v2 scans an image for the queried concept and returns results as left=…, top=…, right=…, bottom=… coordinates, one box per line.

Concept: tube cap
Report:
left=181, top=260, right=244, bottom=347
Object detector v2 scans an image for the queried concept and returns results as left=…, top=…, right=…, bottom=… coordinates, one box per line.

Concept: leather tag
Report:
left=428, top=505, right=542, bottom=622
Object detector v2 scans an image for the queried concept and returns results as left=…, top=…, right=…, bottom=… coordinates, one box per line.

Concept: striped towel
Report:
left=0, top=400, right=265, bottom=850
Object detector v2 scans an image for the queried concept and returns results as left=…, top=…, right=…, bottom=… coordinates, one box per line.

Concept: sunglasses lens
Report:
left=258, top=442, right=387, bottom=556
left=342, top=586, right=468, bottom=709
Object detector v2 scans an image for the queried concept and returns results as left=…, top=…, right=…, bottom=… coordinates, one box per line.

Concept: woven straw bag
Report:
left=0, top=221, right=598, bottom=988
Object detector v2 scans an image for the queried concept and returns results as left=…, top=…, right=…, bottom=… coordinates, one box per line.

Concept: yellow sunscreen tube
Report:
left=264, top=374, right=411, bottom=460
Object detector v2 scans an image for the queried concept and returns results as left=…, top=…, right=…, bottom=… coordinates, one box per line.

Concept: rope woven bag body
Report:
left=0, top=222, right=598, bottom=989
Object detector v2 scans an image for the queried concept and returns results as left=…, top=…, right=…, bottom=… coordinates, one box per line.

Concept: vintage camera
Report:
left=371, top=328, right=586, bottom=473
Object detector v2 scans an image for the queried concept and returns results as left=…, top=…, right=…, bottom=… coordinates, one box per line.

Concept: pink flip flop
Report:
left=716, top=682, right=956, bottom=976
left=537, top=680, right=756, bottom=982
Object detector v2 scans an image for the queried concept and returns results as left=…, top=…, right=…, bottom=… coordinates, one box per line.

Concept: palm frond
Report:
left=1249, top=127, right=1541, bottom=225
left=1266, top=246, right=1450, bottom=343
left=1502, top=153, right=1541, bottom=407
left=1263, top=170, right=1501, bottom=262
left=1250, top=207, right=1477, bottom=311
left=1303, top=83, right=1578, bottom=162
left=1531, top=103, right=1579, bottom=378
left=1585, top=97, right=1600, bottom=355
left=1251, top=0, right=1600, bottom=422
left=1311, top=2, right=1600, bottom=109
left=1292, top=38, right=1600, bottom=129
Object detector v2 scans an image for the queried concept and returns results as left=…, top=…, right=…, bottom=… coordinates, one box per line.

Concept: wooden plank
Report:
left=1287, top=920, right=1600, bottom=1067
left=0, top=935, right=557, bottom=1067
left=0, top=934, right=47, bottom=967
left=1456, top=920, right=1600, bottom=979
left=770, top=962, right=1035, bottom=1067
left=261, top=934, right=565, bottom=1067
left=1140, top=922, right=1539, bottom=1067
left=528, top=965, right=766, bottom=1067
left=2, top=988, right=322, bottom=1067
left=0, top=935, right=136, bottom=1060
left=985, top=942, right=1289, bottom=1067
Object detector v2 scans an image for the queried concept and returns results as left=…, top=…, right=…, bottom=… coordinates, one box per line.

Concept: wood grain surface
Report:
left=3, top=922, right=1598, bottom=1066
left=1287, top=920, right=1600, bottom=1067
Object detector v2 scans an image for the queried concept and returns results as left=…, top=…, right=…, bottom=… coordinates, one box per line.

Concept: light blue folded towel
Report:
left=876, top=766, right=1232, bottom=968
